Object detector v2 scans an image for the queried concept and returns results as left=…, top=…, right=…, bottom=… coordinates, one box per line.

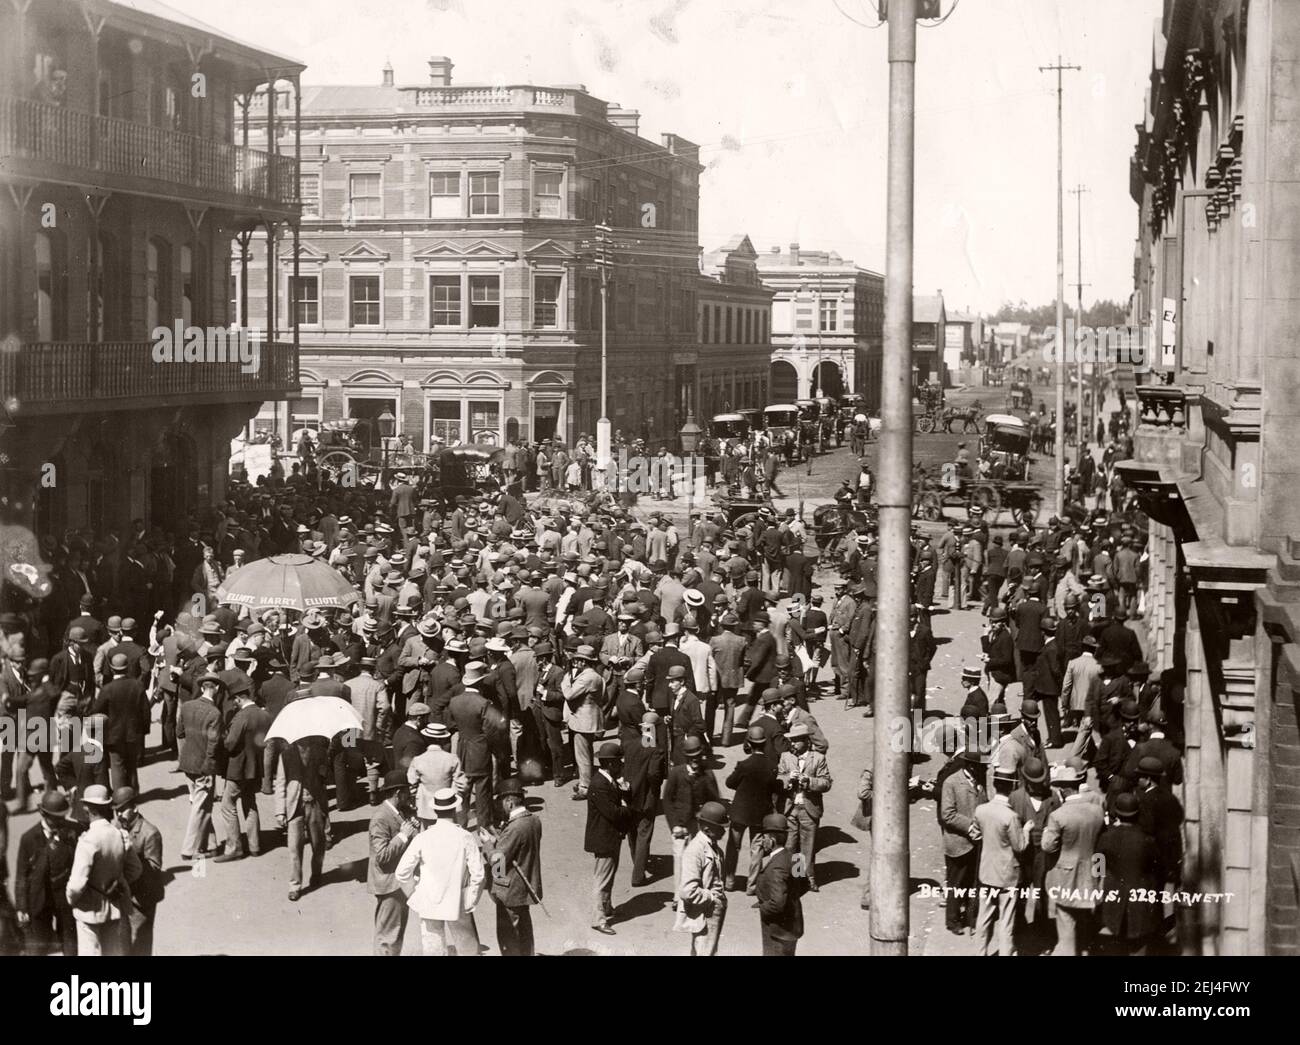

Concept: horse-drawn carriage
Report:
left=763, top=404, right=804, bottom=464
left=707, top=412, right=751, bottom=447
left=980, top=414, right=1033, bottom=482
left=814, top=397, right=839, bottom=447
left=794, top=399, right=825, bottom=455
left=912, top=413, right=1042, bottom=526
left=1006, top=382, right=1033, bottom=413
left=429, top=443, right=508, bottom=505
left=836, top=393, right=866, bottom=441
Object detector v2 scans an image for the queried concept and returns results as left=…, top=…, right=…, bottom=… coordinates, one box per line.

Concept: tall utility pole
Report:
left=873, top=0, right=918, bottom=958
left=1069, top=184, right=1090, bottom=450
left=1040, top=56, right=1079, bottom=516
left=591, top=217, right=613, bottom=482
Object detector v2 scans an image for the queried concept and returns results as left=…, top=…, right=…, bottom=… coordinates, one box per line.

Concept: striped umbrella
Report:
left=216, top=553, right=360, bottom=613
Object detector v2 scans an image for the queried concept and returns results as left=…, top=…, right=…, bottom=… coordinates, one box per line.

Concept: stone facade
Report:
left=239, top=61, right=702, bottom=452
left=1125, top=0, right=1300, bottom=955
left=757, top=244, right=884, bottom=410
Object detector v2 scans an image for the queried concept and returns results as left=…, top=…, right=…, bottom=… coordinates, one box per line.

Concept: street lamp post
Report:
left=376, top=408, right=396, bottom=487
left=594, top=219, right=613, bottom=487
left=679, top=419, right=699, bottom=543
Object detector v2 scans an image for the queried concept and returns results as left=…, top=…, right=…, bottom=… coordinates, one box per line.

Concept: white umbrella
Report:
left=266, top=696, right=362, bottom=744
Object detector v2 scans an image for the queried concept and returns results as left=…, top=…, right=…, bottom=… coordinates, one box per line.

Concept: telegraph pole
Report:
left=873, top=0, right=918, bottom=958
left=1040, top=56, right=1079, bottom=515
left=1069, top=184, right=1090, bottom=450
left=592, top=216, right=613, bottom=484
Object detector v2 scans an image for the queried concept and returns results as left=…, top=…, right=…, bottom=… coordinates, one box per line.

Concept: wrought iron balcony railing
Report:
left=6, top=341, right=298, bottom=409
left=0, top=94, right=298, bottom=211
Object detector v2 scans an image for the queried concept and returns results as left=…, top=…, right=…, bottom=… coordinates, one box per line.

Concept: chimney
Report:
left=382, top=61, right=394, bottom=87
left=607, top=106, right=641, bottom=135
left=427, top=56, right=454, bottom=86
left=790, top=242, right=800, bottom=266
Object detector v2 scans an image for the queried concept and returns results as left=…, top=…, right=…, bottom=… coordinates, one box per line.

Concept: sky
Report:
left=163, top=0, right=1162, bottom=315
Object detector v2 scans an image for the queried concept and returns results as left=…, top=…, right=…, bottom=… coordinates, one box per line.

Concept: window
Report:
left=291, top=275, right=319, bottom=325
left=469, top=274, right=500, bottom=327
left=429, top=275, right=461, bottom=328
left=534, top=169, right=563, bottom=217
left=146, top=238, right=171, bottom=333
left=289, top=396, right=321, bottom=431
left=470, top=401, right=500, bottom=444
left=795, top=298, right=814, bottom=330
left=725, top=307, right=732, bottom=344
left=820, top=298, right=839, bottom=332
left=299, top=174, right=320, bottom=218
left=429, top=171, right=460, bottom=217
left=180, top=245, right=194, bottom=328
left=429, top=400, right=461, bottom=446
left=469, top=172, right=500, bottom=216
left=35, top=232, right=66, bottom=341
left=713, top=305, right=721, bottom=344
left=533, top=274, right=561, bottom=327
left=349, top=173, right=381, bottom=218
left=702, top=305, right=710, bottom=343
left=349, top=275, right=381, bottom=326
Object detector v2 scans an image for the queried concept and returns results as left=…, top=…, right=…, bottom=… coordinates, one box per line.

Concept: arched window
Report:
left=34, top=230, right=67, bottom=341
left=146, top=238, right=172, bottom=332
left=181, top=245, right=193, bottom=328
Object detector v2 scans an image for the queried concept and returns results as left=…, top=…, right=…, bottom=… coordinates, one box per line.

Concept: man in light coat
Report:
left=395, top=787, right=485, bottom=956
left=775, top=723, right=833, bottom=892
left=408, top=722, right=468, bottom=822
left=973, top=769, right=1027, bottom=957
left=1040, top=763, right=1104, bottom=955
left=561, top=645, right=604, bottom=800
left=1063, top=636, right=1104, bottom=758
left=678, top=801, right=728, bottom=956
left=939, top=748, right=988, bottom=934
left=65, top=784, right=141, bottom=956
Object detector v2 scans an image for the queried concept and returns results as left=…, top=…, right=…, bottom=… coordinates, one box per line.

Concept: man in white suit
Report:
left=395, top=787, right=485, bottom=955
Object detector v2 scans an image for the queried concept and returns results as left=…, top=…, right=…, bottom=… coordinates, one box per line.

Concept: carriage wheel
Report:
left=917, top=491, right=943, bottom=520
left=318, top=450, right=356, bottom=475
left=970, top=484, right=1001, bottom=516
left=1012, top=494, right=1042, bottom=528
left=918, top=414, right=937, bottom=434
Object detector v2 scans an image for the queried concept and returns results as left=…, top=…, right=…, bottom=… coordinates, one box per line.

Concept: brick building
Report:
left=695, top=234, right=774, bottom=419
left=757, top=243, right=884, bottom=409
left=1122, top=0, right=1300, bottom=955
left=238, top=57, right=701, bottom=452
left=0, top=0, right=301, bottom=539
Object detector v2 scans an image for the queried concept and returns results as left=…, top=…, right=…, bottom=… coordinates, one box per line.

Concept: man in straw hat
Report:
left=64, top=783, right=141, bottom=956
left=776, top=722, right=833, bottom=892
left=448, top=663, right=495, bottom=831
left=1041, top=761, right=1104, bottom=955
left=972, top=766, right=1027, bottom=956
left=368, top=768, right=421, bottom=955
left=396, top=787, right=485, bottom=956
left=562, top=644, right=605, bottom=801
left=408, top=722, right=468, bottom=826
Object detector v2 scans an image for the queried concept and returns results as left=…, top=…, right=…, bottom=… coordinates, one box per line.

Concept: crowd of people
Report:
left=0, top=387, right=1178, bottom=957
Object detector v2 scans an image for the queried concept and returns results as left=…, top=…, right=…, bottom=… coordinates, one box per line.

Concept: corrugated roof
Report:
left=913, top=294, right=945, bottom=323
left=95, top=0, right=304, bottom=71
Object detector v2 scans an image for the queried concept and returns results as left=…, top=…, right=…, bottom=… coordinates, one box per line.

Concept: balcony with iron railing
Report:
left=0, top=94, right=298, bottom=214
left=2, top=341, right=299, bottom=415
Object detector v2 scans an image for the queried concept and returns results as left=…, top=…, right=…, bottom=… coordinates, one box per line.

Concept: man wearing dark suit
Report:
left=644, top=634, right=693, bottom=719
left=14, top=790, right=81, bottom=955
left=846, top=586, right=876, bottom=711
left=390, top=702, right=430, bottom=772
left=982, top=608, right=1016, bottom=706
left=368, top=769, right=420, bottom=955
left=1096, top=609, right=1143, bottom=676
left=49, top=628, right=95, bottom=713
left=448, top=668, right=495, bottom=831
left=1031, top=617, right=1066, bottom=747
left=1097, top=792, right=1163, bottom=954
left=113, top=787, right=164, bottom=956
left=488, top=777, right=543, bottom=956
left=744, top=613, right=778, bottom=697
left=1134, top=757, right=1183, bottom=888
left=724, top=725, right=777, bottom=893
left=1014, top=587, right=1046, bottom=682
left=93, top=652, right=151, bottom=795
left=621, top=714, right=664, bottom=887
left=585, top=742, right=632, bottom=934
left=215, top=690, right=270, bottom=861
left=754, top=812, right=805, bottom=955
